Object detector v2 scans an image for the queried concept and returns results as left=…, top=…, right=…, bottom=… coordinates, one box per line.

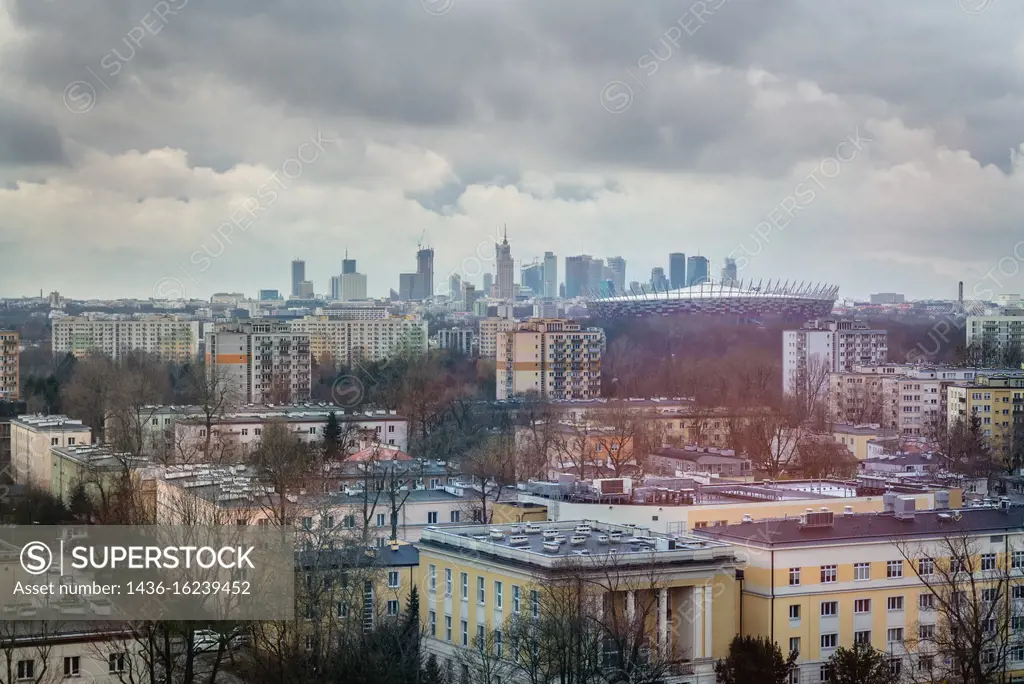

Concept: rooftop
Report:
left=52, top=444, right=149, bottom=469
left=153, top=403, right=405, bottom=423
left=692, top=505, right=1019, bottom=547
left=13, top=414, right=89, bottom=431
left=418, top=520, right=735, bottom=569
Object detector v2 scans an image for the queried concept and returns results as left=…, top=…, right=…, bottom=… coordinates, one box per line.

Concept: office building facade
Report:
left=543, top=251, right=557, bottom=299
left=686, top=256, right=709, bottom=286
left=291, top=259, right=306, bottom=297
left=669, top=253, right=686, bottom=289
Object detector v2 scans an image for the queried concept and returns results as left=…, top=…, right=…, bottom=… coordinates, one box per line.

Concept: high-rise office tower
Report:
left=449, top=274, right=463, bottom=300
left=483, top=273, right=494, bottom=296
left=686, top=256, right=709, bottom=286
left=291, top=259, right=306, bottom=297
left=606, top=257, right=626, bottom=295
left=650, top=267, right=669, bottom=291
left=543, top=252, right=557, bottom=299
left=342, top=250, right=357, bottom=275
left=669, top=253, right=686, bottom=290
left=340, top=273, right=367, bottom=301
left=587, top=258, right=605, bottom=295
left=564, top=255, right=593, bottom=298
left=721, top=257, right=738, bottom=286
left=416, top=248, right=434, bottom=299
left=521, top=262, right=544, bottom=296
left=329, top=276, right=342, bottom=301
left=463, top=283, right=477, bottom=312
left=495, top=227, right=515, bottom=300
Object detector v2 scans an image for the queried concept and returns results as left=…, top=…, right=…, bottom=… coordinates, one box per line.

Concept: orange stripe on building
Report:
left=215, top=353, right=248, bottom=364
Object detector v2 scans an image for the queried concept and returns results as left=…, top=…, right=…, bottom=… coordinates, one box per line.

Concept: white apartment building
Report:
left=52, top=315, right=202, bottom=361
left=437, top=328, right=474, bottom=355
left=313, top=304, right=389, bottom=320
left=0, top=330, right=18, bottom=399
left=206, top=321, right=311, bottom=404
left=289, top=315, right=427, bottom=366
left=496, top=318, right=604, bottom=401
left=9, top=414, right=92, bottom=488
left=477, top=317, right=515, bottom=359
left=966, top=314, right=1024, bottom=349
left=783, top=320, right=888, bottom=397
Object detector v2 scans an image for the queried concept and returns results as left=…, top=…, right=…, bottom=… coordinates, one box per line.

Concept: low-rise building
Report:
left=417, top=521, right=740, bottom=683
left=647, top=446, right=751, bottom=478
left=437, top=328, right=475, bottom=355
left=831, top=423, right=885, bottom=460
left=9, top=415, right=92, bottom=488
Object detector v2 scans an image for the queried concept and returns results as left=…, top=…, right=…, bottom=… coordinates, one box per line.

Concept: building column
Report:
left=626, top=590, right=636, bottom=625
left=595, top=592, right=605, bottom=663
left=703, top=583, right=713, bottom=658
left=691, top=585, right=703, bottom=660
left=658, top=587, right=668, bottom=658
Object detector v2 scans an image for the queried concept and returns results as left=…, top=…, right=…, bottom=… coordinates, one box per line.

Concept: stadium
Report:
left=585, top=280, right=839, bottom=319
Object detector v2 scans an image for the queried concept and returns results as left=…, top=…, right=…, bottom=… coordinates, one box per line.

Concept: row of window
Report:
left=789, top=594, right=913, bottom=619
left=788, top=554, right=1021, bottom=585
left=14, top=653, right=125, bottom=679
left=426, top=566, right=539, bottom=616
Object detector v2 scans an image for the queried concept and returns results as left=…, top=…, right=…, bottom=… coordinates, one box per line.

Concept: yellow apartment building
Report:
left=831, top=424, right=884, bottom=460
left=947, top=375, right=1024, bottom=464
left=417, top=520, right=740, bottom=684
left=9, top=415, right=92, bottom=489
left=496, top=319, right=603, bottom=401
left=694, top=500, right=1024, bottom=683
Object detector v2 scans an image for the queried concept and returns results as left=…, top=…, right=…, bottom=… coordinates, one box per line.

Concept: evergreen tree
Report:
left=68, top=482, right=94, bottom=522
left=323, top=411, right=344, bottom=461
left=422, top=654, right=446, bottom=684
left=827, top=642, right=897, bottom=684
left=715, top=635, right=797, bottom=684
left=401, top=585, right=422, bottom=684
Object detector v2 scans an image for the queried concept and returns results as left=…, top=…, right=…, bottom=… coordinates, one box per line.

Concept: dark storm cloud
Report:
left=0, top=101, right=65, bottom=166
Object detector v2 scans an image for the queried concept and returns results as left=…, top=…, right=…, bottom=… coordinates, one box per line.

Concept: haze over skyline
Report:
left=2, top=0, right=1024, bottom=301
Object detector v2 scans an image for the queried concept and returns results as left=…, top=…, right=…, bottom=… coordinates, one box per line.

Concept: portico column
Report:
left=691, top=585, right=703, bottom=659
left=703, top=582, right=713, bottom=658
left=626, top=590, right=636, bottom=625
left=658, top=587, right=668, bottom=657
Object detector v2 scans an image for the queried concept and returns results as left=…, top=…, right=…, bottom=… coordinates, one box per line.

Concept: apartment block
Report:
left=289, top=315, right=427, bottom=365
left=496, top=318, right=604, bottom=401
left=52, top=316, right=201, bottom=361
left=206, top=321, right=311, bottom=404
left=437, top=328, right=474, bottom=356
left=966, top=314, right=1024, bottom=349
left=418, top=521, right=739, bottom=682
left=9, top=415, right=92, bottom=489
left=0, top=330, right=18, bottom=400
left=477, top=317, right=515, bottom=359
left=694, top=502, right=1024, bottom=682
left=946, top=374, right=1024, bottom=460
left=784, top=320, right=888, bottom=397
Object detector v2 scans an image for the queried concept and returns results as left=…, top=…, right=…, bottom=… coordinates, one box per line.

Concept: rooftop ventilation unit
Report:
left=800, top=509, right=834, bottom=528
left=843, top=506, right=854, bottom=517
left=894, top=496, right=916, bottom=521
left=934, top=491, right=950, bottom=510
left=883, top=492, right=897, bottom=513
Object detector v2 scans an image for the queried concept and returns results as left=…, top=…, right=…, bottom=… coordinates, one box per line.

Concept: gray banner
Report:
left=0, top=526, right=295, bottom=620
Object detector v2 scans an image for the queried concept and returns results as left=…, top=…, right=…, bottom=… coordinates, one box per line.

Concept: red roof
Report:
left=347, top=445, right=412, bottom=462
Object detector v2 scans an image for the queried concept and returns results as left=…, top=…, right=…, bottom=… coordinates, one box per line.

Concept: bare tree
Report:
left=248, top=419, right=322, bottom=526
left=460, top=435, right=516, bottom=524
left=0, top=622, right=63, bottom=684
left=895, top=529, right=1024, bottom=684
left=741, top=398, right=807, bottom=478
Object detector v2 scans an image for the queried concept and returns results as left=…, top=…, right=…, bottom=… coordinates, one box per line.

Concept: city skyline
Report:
left=2, top=3, right=1023, bottom=301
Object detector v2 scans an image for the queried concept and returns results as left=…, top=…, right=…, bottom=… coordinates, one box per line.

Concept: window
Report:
left=789, top=604, right=800, bottom=620
left=789, top=637, right=800, bottom=655
left=513, top=585, right=521, bottom=613
left=983, top=618, right=997, bottom=634
left=50, top=437, right=58, bottom=446
left=854, top=630, right=871, bottom=645
left=854, top=598, right=871, bottom=613
left=338, top=602, right=349, bottom=618
left=820, top=664, right=833, bottom=682
left=477, top=625, right=485, bottom=646
left=919, top=593, right=936, bottom=610
left=886, top=560, right=903, bottom=578
left=531, top=590, right=540, bottom=618
left=789, top=567, right=801, bottom=586
left=1013, top=551, right=1024, bottom=569
left=821, top=633, right=837, bottom=650
left=461, top=620, right=469, bottom=646
left=495, top=581, right=503, bottom=609
left=889, top=660, right=902, bottom=677
left=387, top=600, right=400, bottom=616
left=429, top=610, right=436, bottom=636
left=820, top=565, right=837, bottom=583
left=982, top=588, right=999, bottom=603
left=1014, top=585, right=1024, bottom=599
left=919, top=624, right=935, bottom=640
left=1013, top=647, right=1024, bottom=662
left=461, top=573, right=469, bottom=600
left=428, top=565, right=437, bottom=592
left=981, top=553, right=997, bottom=571
left=427, top=511, right=438, bottom=524
left=301, top=515, right=313, bottom=529
left=445, top=568, right=453, bottom=596
left=477, top=576, right=485, bottom=604
left=495, top=630, right=503, bottom=658
left=951, top=558, right=966, bottom=574
left=388, top=571, right=400, bottom=588
left=445, top=616, right=452, bottom=642
left=887, top=596, right=904, bottom=611
left=918, top=558, right=935, bottom=576
left=821, top=601, right=838, bottom=617
left=16, top=660, right=34, bottom=680
left=854, top=562, right=871, bottom=580
left=887, top=628, right=904, bottom=644
left=67, top=437, right=75, bottom=445
left=451, top=510, right=461, bottom=523
left=376, top=513, right=386, bottom=527
left=63, top=657, right=80, bottom=677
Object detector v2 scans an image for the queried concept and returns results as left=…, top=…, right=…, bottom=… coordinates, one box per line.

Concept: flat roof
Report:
left=692, top=507, right=1020, bottom=547
left=12, top=415, right=89, bottom=431
left=419, top=520, right=735, bottom=570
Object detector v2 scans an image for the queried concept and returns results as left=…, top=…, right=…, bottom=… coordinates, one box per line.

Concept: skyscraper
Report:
left=416, top=248, right=434, bottom=299
left=669, top=253, right=686, bottom=289
left=564, top=255, right=593, bottom=298
left=495, top=227, right=515, bottom=300
left=686, top=256, right=709, bottom=286
left=606, top=256, right=626, bottom=295
left=587, top=258, right=605, bottom=295
left=543, top=252, right=557, bottom=299
left=342, top=250, right=357, bottom=275
left=449, top=274, right=463, bottom=300
left=521, top=262, right=544, bottom=296
left=291, top=259, right=306, bottom=297
left=483, top=272, right=493, bottom=296
left=721, top=257, right=738, bottom=286
left=650, top=267, right=668, bottom=291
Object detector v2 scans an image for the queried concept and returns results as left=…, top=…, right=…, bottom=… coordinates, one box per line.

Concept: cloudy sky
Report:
left=1, top=0, right=1023, bottom=301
